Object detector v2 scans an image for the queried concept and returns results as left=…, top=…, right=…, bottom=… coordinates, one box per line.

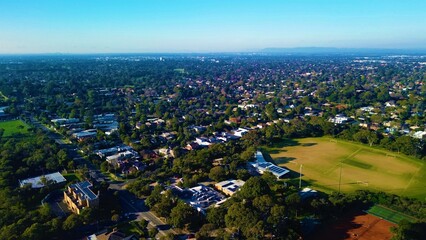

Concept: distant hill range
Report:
left=261, top=47, right=426, bottom=55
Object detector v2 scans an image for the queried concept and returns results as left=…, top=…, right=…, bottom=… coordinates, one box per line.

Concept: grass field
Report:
left=366, top=205, right=418, bottom=224
left=63, top=173, right=83, bottom=183
left=0, top=119, right=31, bottom=137
left=264, top=137, right=426, bottom=200
left=116, top=221, right=144, bottom=236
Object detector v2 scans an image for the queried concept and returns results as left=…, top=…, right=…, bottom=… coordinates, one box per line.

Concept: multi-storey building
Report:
left=63, top=181, right=99, bottom=214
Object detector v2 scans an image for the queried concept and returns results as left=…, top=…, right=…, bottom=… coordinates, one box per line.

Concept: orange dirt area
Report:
left=308, top=211, right=396, bottom=240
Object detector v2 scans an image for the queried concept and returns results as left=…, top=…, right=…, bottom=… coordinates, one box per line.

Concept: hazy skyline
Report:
left=1, top=0, right=426, bottom=54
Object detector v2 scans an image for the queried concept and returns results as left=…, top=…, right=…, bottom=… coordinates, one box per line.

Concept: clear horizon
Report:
left=1, top=0, right=426, bottom=54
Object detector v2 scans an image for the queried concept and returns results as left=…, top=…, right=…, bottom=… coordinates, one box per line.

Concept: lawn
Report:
left=0, top=119, right=31, bottom=137
left=63, top=173, right=83, bottom=183
left=263, top=137, right=426, bottom=200
left=116, top=221, right=144, bottom=236
left=366, top=205, right=418, bottom=224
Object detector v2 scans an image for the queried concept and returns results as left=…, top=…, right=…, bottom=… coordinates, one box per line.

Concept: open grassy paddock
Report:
left=264, top=137, right=426, bottom=200
left=0, top=119, right=31, bottom=137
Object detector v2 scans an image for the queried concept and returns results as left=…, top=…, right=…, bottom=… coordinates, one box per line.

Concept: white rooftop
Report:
left=250, top=151, right=290, bottom=178
left=19, top=172, right=66, bottom=188
left=215, top=179, right=245, bottom=195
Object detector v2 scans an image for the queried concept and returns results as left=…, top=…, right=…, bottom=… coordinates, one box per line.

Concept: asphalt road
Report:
left=28, top=116, right=177, bottom=238
left=117, top=190, right=177, bottom=238
left=29, top=117, right=66, bottom=143
left=28, top=117, right=99, bottom=168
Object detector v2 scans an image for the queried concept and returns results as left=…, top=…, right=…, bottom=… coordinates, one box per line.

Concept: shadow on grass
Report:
left=64, top=174, right=81, bottom=183
left=262, top=151, right=275, bottom=162
left=269, top=138, right=301, bottom=148
left=262, top=144, right=298, bottom=165
left=262, top=150, right=295, bottom=165
left=343, top=159, right=373, bottom=170
left=274, top=157, right=296, bottom=165
left=283, top=168, right=306, bottom=179
left=302, top=142, right=317, bottom=147
left=268, top=149, right=287, bottom=154
left=285, top=177, right=310, bottom=188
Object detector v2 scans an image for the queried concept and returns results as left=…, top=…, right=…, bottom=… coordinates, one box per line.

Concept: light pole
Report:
left=338, top=162, right=342, bottom=193
left=299, top=164, right=303, bottom=189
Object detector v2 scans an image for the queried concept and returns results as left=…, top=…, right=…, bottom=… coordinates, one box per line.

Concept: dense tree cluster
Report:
left=0, top=133, right=67, bottom=239
left=0, top=54, right=425, bottom=239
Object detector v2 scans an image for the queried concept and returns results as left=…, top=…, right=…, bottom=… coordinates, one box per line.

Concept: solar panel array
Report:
left=189, top=185, right=225, bottom=210
left=258, top=162, right=273, bottom=168
left=268, top=165, right=289, bottom=175
left=250, top=150, right=290, bottom=178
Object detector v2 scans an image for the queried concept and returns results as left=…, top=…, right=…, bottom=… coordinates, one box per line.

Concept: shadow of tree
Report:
left=301, top=142, right=317, bottom=147
left=306, top=211, right=369, bottom=240
left=269, top=138, right=301, bottom=148
left=267, top=149, right=287, bottom=154
left=274, top=157, right=296, bottom=165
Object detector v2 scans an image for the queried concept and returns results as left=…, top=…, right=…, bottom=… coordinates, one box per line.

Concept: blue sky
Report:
left=0, top=0, right=425, bottom=53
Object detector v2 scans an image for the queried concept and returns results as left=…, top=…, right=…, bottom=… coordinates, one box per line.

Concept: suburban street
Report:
left=28, top=116, right=177, bottom=238
left=28, top=116, right=68, bottom=145
left=117, top=190, right=177, bottom=238
left=28, top=116, right=97, bottom=169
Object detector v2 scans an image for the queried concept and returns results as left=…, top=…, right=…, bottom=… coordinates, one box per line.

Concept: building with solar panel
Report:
left=249, top=151, right=290, bottom=179
left=63, top=181, right=99, bottom=214
left=215, top=179, right=245, bottom=196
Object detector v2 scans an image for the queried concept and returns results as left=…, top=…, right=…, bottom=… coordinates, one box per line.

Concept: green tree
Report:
left=391, top=220, right=426, bottom=240
left=206, top=207, right=227, bottom=228
left=196, top=223, right=216, bottom=239
left=57, top=149, right=68, bottom=167
left=238, top=177, right=271, bottom=199
left=169, top=201, right=200, bottom=230
left=240, top=146, right=256, bottom=162
left=22, top=223, right=45, bottom=240
left=208, top=166, right=227, bottom=182
left=253, top=195, right=274, bottom=213
left=225, top=202, right=258, bottom=235
left=80, top=208, right=95, bottom=224
left=62, top=214, right=82, bottom=231
left=395, top=136, right=418, bottom=156
left=236, top=169, right=251, bottom=181
left=152, top=190, right=176, bottom=218
left=146, top=185, right=163, bottom=208
left=100, top=161, right=109, bottom=172
left=111, top=214, right=120, bottom=222
left=148, top=227, right=159, bottom=238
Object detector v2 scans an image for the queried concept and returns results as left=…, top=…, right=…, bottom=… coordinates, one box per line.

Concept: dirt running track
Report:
left=308, top=211, right=396, bottom=240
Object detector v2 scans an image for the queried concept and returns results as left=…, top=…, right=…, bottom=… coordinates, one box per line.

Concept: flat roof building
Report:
left=249, top=151, right=290, bottom=178
left=188, top=185, right=225, bottom=214
left=64, top=181, right=99, bottom=214
left=19, top=172, right=66, bottom=188
left=215, top=179, right=245, bottom=196
left=72, top=129, right=97, bottom=141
